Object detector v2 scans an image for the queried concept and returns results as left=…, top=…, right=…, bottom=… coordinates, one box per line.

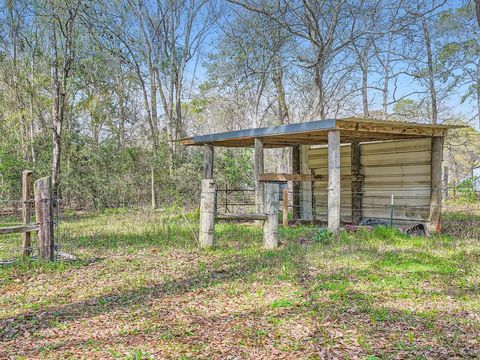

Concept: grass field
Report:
left=0, top=208, right=479, bottom=359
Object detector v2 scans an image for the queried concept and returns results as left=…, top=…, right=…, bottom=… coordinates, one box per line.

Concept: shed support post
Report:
left=328, top=130, right=341, bottom=232
left=35, top=176, right=54, bottom=261
left=428, top=137, right=444, bottom=233
left=292, top=145, right=301, bottom=219
left=22, top=170, right=33, bottom=260
left=351, top=141, right=363, bottom=225
left=264, top=183, right=279, bottom=249
left=204, top=144, right=214, bottom=179
left=300, top=145, right=313, bottom=220
left=254, top=138, right=264, bottom=215
left=282, top=188, right=289, bottom=227
left=199, top=179, right=216, bottom=247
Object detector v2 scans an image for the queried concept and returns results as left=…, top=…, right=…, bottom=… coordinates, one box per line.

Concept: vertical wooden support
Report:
left=282, top=188, right=289, bottom=227
left=35, top=176, right=54, bottom=261
left=22, top=170, right=33, bottom=260
left=428, top=137, right=444, bottom=233
left=254, top=138, right=264, bottom=215
left=300, top=145, right=313, bottom=220
left=351, top=141, right=363, bottom=224
left=199, top=179, right=216, bottom=247
left=311, top=168, right=316, bottom=221
left=264, top=183, right=279, bottom=249
left=328, top=130, right=341, bottom=232
left=204, top=144, right=214, bottom=179
left=292, top=144, right=301, bottom=219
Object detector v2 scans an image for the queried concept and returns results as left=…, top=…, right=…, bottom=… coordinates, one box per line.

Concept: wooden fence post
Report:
left=282, top=188, right=288, bottom=227
left=199, top=179, right=216, bottom=247
left=22, top=170, right=33, bottom=260
left=35, top=176, right=54, bottom=261
left=264, top=183, right=279, bottom=249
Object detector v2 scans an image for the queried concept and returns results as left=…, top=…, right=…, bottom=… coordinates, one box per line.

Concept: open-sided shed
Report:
left=182, top=117, right=460, bottom=247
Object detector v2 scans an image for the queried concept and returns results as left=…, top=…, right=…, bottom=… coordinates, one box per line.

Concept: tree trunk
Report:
left=477, top=62, right=480, bottom=130
left=314, top=61, right=326, bottom=120
left=422, top=19, right=438, bottom=124
left=361, top=47, right=369, bottom=118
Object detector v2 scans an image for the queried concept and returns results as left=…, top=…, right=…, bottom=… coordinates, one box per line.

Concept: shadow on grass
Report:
left=0, top=245, right=301, bottom=341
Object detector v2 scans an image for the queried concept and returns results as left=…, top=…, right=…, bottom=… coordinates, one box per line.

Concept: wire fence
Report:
left=0, top=184, right=478, bottom=264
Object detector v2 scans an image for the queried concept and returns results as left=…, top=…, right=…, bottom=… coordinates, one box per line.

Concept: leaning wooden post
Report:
left=22, top=170, right=33, bottom=260
left=428, top=136, right=444, bottom=233
left=264, top=183, right=279, bottom=249
left=282, top=188, right=289, bottom=227
left=254, top=138, right=264, bottom=215
left=35, top=176, right=54, bottom=261
left=199, top=179, right=216, bottom=247
left=328, top=130, right=341, bottom=233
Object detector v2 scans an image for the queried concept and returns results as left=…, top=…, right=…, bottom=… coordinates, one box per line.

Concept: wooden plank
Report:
left=263, top=183, right=279, bottom=249
left=0, top=225, right=39, bottom=235
left=328, top=130, right=341, bottom=232
left=258, top=173, right=314, bottom=182
left=34, top=176, right=54, bottom=261
left=360, top=138, right=431, bottom=155
left=22, top=170, right=33, bottom=259
left=199, top=179, right=217, bottom=247
left=216, top=212, right=267, bottom=221
left=361, top=150, right=431, bottom=166
left=204, top=144, right=214, bottom=179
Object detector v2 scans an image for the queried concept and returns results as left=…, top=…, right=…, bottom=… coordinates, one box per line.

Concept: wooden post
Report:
left=311, top=168, right=316, bottom=221
left=300, top=145, right=313, bottom=220
left=351, top=141, right=363, bottom=225
left=292, top=144, right=301, bottom=219
left=22, top=170, right=33, bottom=260
left=254, top=138, right=264, bottom=215
left=204, top=144, right=214, bottom=179
left=428, top=137, right=444, bottom=233
left=199, top=179, right=216, bottom=247
left=282, top=188, right=288, bottom=227
left=35, top=176, right=54, bottom=261
left=328, top=130, right=341, bottom=232
left=264, top=183, right=279, bottom=249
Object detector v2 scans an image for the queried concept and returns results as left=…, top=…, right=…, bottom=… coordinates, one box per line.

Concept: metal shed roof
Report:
left=180, top=117, right=461, bottom=148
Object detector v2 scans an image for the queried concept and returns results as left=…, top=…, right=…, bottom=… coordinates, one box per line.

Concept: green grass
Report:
left=0, top=208, right=479, bottom=358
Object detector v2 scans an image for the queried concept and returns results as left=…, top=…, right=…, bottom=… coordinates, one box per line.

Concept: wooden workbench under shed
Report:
left=181, top=117, right=460, bottom=246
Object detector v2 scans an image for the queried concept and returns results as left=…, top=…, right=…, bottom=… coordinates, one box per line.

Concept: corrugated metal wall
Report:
left=308, top=138, right=432, bottom=225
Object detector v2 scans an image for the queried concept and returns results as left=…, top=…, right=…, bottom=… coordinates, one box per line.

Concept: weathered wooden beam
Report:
left=258, top=173, right=314, bottom=182
left=351, top=142, right=363, bottom=225
left=199, top=179, right=216, bottom=247
left=254, top=138, right=264, bottom=215
left=22, top=170, right=33, bottom=259
left=216, top=212, right=268, bottom=221
left=263, top=183, right=279, bottom=249
left=292, top=144, right=301, bottom=219
left=328, top=130, right=341, bottom=232
left=428, top=137, right=444, bottom=233
left=204, top=144, right=214, bottom=179
left=35, top=176, right=54, bottom=261
left=0, top=224, right=39, bottom=235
